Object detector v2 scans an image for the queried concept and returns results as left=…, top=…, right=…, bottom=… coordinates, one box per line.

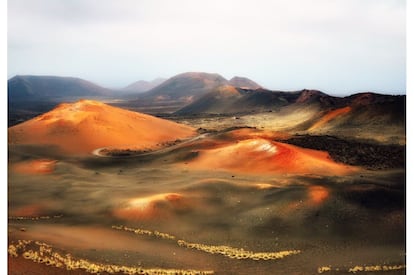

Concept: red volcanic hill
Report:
left=8, top=99, right=196, bottom=154
left=186, top=138, right=358, bottom=176
left=308, top=106, right=352, bottom=131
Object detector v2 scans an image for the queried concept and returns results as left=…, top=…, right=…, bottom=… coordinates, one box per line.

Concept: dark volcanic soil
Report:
left=279, top=134, right=405, bottom=170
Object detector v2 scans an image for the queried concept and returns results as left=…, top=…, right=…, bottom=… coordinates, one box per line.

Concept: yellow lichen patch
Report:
left=9, top=214, right=63, bottom=221
left=113, top=225, right=301, bottom=261
left=8, top=239, right=214, bottom=275
left=8, top=239, right=32, bottom=257
left=112, top=225, right=176, bottom=240
left=317, top=266, right=332, bottom=273
left=177, top=240, right=300, bottom=260
left=348, top=264, right=406, bottom=273
left=8, top=244, right=18, bottom=257
left=316, top=264, right=406, bottom=273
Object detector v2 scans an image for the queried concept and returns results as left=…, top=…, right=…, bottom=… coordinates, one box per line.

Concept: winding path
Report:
left=92, top=133, right=210, bottom=158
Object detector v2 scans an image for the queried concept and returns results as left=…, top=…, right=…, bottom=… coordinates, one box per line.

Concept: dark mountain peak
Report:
left=176, top=87, right=303, bottom=115
left=8, top=75, right=110, bottom=101
left=348, top=92, right=380, bottom=102
left=173, top=71, right=226, bottom=80
left=159, top=72, right=228, bottom=88
left=349, top=92, right=378, bottom=105
left=346, top=92, right=405, bottom=106
left=175, top=85, right=242, bottom=115
left=214, top=85, right=242, bottom=98
left=152, top=77, right=168, bottom=82
left=295, top=89, right=327, bottom=103
left=229, top=76, right=261, bottom=89
left=141, top=72, right=229, bottom=103
left=123, top=78, right=166, bottom=92
left=9, top=75, right=24, bottom=81
left=10, top=74, right=96, bottom=84
left=153, top=72, right=228, bottom=88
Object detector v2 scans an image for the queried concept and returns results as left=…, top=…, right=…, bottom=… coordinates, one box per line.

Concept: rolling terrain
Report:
left=113, top=72, right=265, bottom=113
left=8, top=73, right=405, bottom=274
left=8, top=73, right=263, bottom=125
left=174, top=89, right=405, bottom=144
left=119, top=72, right=229, bottom=113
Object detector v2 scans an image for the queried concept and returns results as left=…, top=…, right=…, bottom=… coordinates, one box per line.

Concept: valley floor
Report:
left=7, top=116, right=405, bottom=275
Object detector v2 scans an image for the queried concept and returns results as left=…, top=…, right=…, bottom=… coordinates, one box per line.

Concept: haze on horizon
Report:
left=8, top=0, right=406, bottom=95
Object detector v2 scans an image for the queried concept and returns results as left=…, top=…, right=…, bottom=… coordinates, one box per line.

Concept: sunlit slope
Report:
left=8, top=99, right=196, bottom=154
left=186, top=138, right=358, bottom=175
left=305, top=94, right=405, bottom=143
left=308, top=106, right=352, bottom=131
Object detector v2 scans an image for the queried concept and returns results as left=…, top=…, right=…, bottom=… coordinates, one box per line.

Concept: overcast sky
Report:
left=8, top=0, right=405, bottom=95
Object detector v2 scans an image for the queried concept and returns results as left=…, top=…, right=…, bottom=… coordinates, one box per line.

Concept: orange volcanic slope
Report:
left=11, top=159, right=57, bottom=175
left=186, top=138, right=358, bottom=176
left=8, top=100, right=196, bottom=154
left=309, top=106, right=351, bottom=130
left=113, top=193, right=187, bottom=220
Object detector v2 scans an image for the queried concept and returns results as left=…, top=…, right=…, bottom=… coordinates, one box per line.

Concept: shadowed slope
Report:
left=8, top=75, right=110, bottom=101
left=304, top=93, right=405, bottom=143
left=8, top=100, right=196, bottom=154
left=141, top=72, right=228, bottom=103
left=176, top=87, right=302, bottom=115
left=175, top=85, right=242, bottom=114
left=8, top=75, right=113, bottom=126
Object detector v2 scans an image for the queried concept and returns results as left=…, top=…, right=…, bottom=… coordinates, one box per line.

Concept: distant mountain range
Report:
left=122, top=78, right=167, bottom=93
left=8, top=72, right=262, bottom=104
left=8, top=75, right=111, bottom=101
left=7, top=72, right=265, bottom=120
left=176, top=87, right=405, bottom=116
left=133, top=72, right=263, bottom=105
left=7, top=73, right=405, bottom=130
left=130, top=72, right=230, bottom=107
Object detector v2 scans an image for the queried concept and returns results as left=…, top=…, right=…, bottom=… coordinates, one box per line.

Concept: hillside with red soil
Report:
left=309, top=106, right=352, bottom=130
left=185, top=138, right=358, bottom=176
left=8, top=100, right=196, bottom=154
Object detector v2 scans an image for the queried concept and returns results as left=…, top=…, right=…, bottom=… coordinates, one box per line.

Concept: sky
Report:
left=7, top=0, right=406, bottom=95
